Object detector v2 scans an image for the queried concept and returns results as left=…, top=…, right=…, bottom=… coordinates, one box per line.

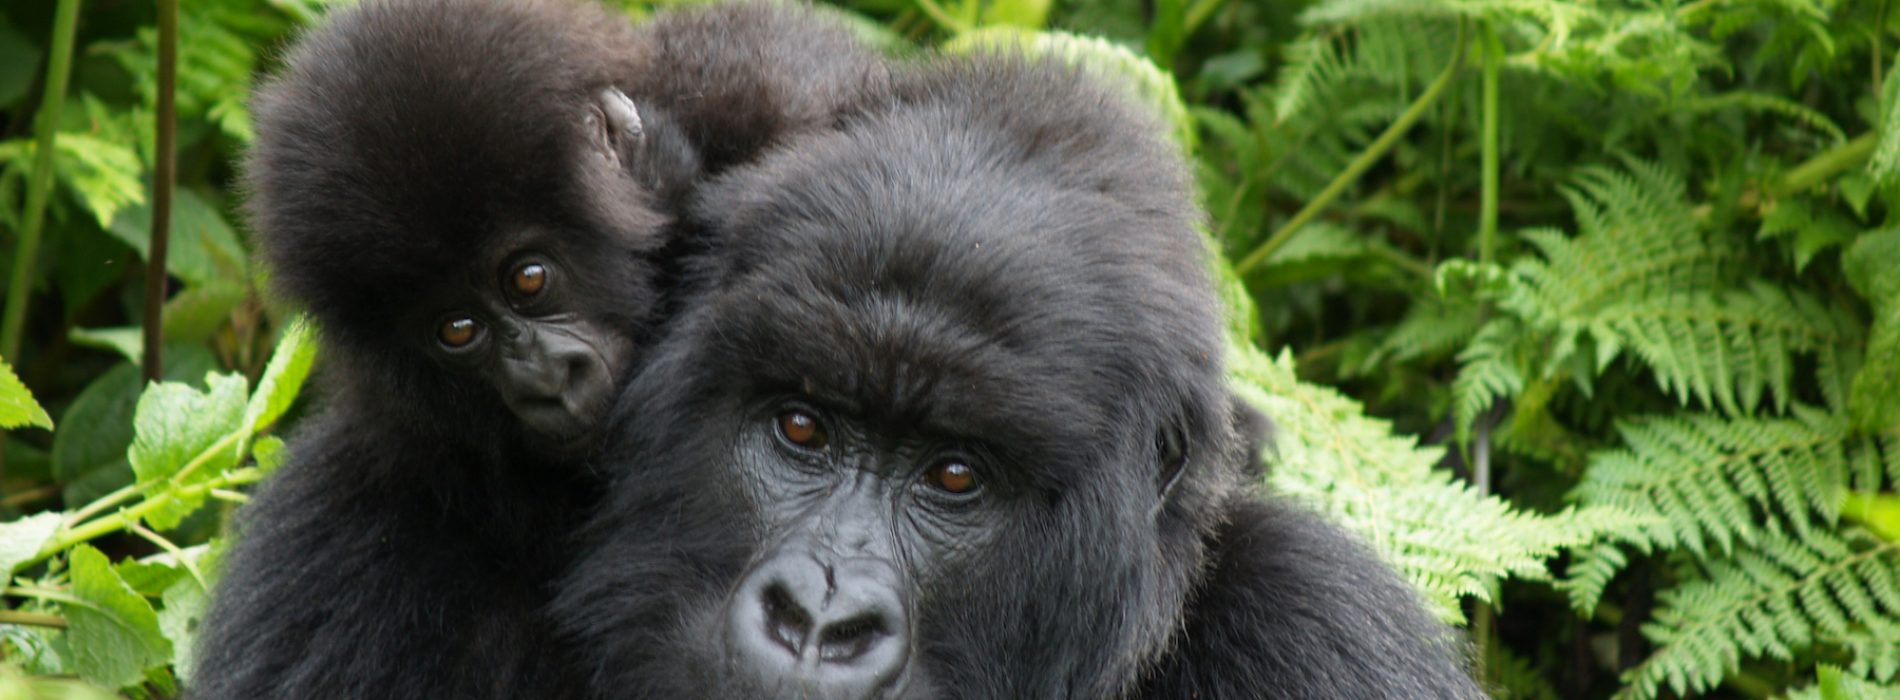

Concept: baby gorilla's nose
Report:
left=726, top=553, right=910, bottom=699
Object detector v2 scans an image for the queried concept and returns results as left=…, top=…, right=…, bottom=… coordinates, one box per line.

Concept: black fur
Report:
left=192, top=0, right=884, bottom=697
left=555, top=53, right=1483, bottom=699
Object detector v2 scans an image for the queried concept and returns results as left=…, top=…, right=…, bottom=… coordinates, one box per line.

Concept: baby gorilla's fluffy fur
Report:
left=555, top=54, right=1485, bottom=700
left=191, top=1, right=884, bottom=697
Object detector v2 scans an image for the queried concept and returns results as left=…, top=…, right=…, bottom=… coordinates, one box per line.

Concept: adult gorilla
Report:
left=555, top=55, right=1484, bottom=699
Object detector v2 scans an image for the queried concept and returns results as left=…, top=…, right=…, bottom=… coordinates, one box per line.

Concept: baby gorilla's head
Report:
left=247, top=0, right=698, bottom=453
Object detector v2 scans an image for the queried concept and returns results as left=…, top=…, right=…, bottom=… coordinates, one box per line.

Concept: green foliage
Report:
left=3, top=0, right=1898, bottom=696
left=0, top=356, right=50, bottom=431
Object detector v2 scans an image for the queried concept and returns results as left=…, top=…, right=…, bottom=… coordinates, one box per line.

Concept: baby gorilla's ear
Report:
left=586, top=87, right=646, bottom=167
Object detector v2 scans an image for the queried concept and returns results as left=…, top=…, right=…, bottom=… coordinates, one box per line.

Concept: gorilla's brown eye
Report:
left=438, top=317, right=480, bottom=348
left=777, top=410, right=826, bottom=449
left=513, top=262, right=548, bottom=295
left=926, top=461, right=978, bottom=495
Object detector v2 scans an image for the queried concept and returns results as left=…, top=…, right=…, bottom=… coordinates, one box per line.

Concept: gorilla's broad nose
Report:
left=727, top=553, right=909, bottom=698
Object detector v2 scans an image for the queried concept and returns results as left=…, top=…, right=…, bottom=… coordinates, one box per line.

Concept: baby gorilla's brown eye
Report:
left=777, top=410, right=827, bottom=449
left=926, top=461, right=979, bottom=495
left=438, top=317, right=480, bottom=348
left=513, top=262, right=548, bottom=295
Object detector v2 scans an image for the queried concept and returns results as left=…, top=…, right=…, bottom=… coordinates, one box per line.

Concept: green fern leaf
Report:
left=1620, top=530, right=1900, bottom=700
left=1564, top=407, right=1874, bottom=611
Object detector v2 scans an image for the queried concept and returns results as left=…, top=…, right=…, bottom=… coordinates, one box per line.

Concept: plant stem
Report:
left=2, top=586, right=89, bottom=610
left=914, top=0, right=970, bottom=33
left=1770, top=132, right=1876, bottom=198
left=143, top=0, right=178, bottom=383
left=1236, top=19, right=1468, bottom=275
left=1478, top=24, right=1502, bottom=266
left=0, top=0, right=83, bottom=487
left=0, top=0, right=81, bottom=363
left=24, top=468, right=263, bottom=570
left=0, top=610, right=67, bottom=628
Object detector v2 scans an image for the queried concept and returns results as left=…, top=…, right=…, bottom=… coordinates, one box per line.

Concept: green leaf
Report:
left=128, top=373, right=248, bottom=529
left=1844, top=229, right=1900, bottom=431
left=157, top=573, right=210, bottom=684
left=240, top=315, right=317, bottom=443
left=160, top=281, right=249, bottom=345
left=106, top=189, right=248, bottom=288
left=251, top=435, right=287, bottom=475
left=65, top=546, right=172, bottom=689
left=66, top=327, right=143, bottom=366
left=0, top=512, right=62, bottom=579
left=0, top=24, right=39, bottom=107
left=0, top=355, right=51, bottom=431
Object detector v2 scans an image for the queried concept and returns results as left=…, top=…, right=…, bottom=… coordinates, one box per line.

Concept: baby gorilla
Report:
left=555, top=55, right=1485, bottom=699
left=193, top=0, right=884, bottom=697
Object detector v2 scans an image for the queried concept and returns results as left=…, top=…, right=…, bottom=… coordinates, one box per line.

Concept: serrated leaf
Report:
left=240, top=316, right=316, bottom=443
left=65, top=546, right=172, bottom=689
left=158, top=572, right=210, bottom=684
left=106, top=189, right=248, bottom=288
left=0, top=513, right=62, bottom=579
left=251, top=435, right=288, bottom=475
left=0, top=355, right=51, bottom=430
left=128, top=373, right=248, bottom=530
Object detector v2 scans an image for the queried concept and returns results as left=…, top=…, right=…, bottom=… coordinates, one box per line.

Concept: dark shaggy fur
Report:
left=554, top=53, right=1484, bottom=699
left=191, top=1, right=884, bottom=697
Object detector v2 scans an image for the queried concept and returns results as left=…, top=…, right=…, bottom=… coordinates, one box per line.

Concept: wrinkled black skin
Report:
left=556, top=55, right=1485, bottom=700
left=191, top=0, right=885, bottom=698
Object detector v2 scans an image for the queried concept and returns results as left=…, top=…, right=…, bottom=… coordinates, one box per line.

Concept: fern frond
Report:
left=1451, top=318, right=1528, bottom=444
left=1483, top=161, right=1862, bottom=415
left=1620, top=529, right=1900, bottom=700
left=1837, top=622, right=1900, bottom=682
left=1229, top=343, right=1619, bottom=622
left=1564, top=407, right=1870, bottom=610
left=1353, top=297, right=1487, bottom=375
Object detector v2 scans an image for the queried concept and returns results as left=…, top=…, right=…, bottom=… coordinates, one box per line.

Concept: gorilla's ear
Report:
left=586, top=87, right=645, bottom=167
left=1155, top=422, right=1190, bottom=502
left=1228, top=396, right=1274, bottom=479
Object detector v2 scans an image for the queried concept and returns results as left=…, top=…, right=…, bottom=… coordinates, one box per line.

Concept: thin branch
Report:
left=0, top=610, right=68, bottom=629
left=143, top=0, right=179, bottom=383
left=1236, top=19, right=1469, bottom=275
left=0, top=0, right=82, bottom=361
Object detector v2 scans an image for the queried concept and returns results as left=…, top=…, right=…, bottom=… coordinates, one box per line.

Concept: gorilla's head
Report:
left=247, top=0, right=697, bottom=454
left=559, top=56, right=1263, bottom=700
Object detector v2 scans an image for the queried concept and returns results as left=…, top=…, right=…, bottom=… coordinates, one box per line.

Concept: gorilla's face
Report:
left=565, top=75, right=1229, bottom=699
left=592, top=179, right=1223, bottom=699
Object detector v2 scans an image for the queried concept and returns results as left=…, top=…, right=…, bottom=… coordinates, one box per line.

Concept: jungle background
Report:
left=2, top=0, right=1898, bottom=696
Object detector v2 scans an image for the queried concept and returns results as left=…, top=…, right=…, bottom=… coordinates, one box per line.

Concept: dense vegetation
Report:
left=1, top=0, right=1897, bottom=696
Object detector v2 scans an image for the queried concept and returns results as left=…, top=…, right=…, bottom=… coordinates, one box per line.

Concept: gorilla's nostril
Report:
left=817, top=614, right=887, bottom=663
left=761, top=582, right=812, bottom=655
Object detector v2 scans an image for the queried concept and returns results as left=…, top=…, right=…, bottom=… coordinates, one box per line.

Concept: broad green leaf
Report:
left=107, top=189, right=248, bottom=288
left=65, top=546, right=172, bottom=689
left=161, top=281, right=250, bottom=344
left=67, top=327, right=143, bottom=366
left=128, top=373, right=248, bottom=530
left=0, top=356, right=51, bottom=430
left=50, top=352, right=216, bottom=499
left=0, top=25, right=37, bottom=106
left=1844, top=229, right=1900, bottom=431
left=240, top=316, right=318, bottom=442
left=0, top=513, right=61, bottom=579
left=158, top=574, right=210, bottom=684
left=251, top=435, right=288, bottom=475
